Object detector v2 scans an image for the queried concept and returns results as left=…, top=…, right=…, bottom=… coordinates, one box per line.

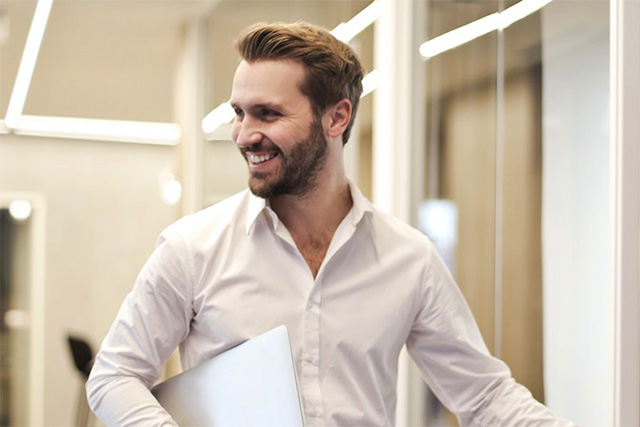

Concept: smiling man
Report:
left=231, top=59, right=330, bottom=200
left=86, top=22, right=575, bottom=426
left=229, top=55, right=353, bottom=276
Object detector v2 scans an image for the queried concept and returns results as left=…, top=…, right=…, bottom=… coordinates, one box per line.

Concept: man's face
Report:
left=230, top=60, right=328, bottom=199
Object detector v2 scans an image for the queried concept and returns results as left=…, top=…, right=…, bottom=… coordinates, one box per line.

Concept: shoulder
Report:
left=366, top=204, right=448, bottom=283
left=369, top=205, right=434, bottom=251
left=349, top=182, right=432, bottom=251
left=160, top=190, right=251, bottom=244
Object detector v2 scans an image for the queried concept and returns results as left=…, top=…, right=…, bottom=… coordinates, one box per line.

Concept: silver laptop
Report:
left=151, top=325, right=305, bottom=426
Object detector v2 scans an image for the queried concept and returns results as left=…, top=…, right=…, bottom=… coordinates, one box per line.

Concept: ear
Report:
left=323, top=99, right=352, bottom=139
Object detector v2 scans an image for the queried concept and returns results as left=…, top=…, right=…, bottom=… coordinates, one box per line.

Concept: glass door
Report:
left=419, top=0, right=611, bottom=424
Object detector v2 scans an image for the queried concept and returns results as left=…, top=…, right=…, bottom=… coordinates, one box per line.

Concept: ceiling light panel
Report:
left=420, top=0, right=554, bottom=59
left=5, top=0, right=53, bottom=127
left=20, top=1, right=184, bottom=122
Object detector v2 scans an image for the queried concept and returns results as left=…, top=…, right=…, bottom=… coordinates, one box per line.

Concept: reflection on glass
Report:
left=423, top=3, right=499, bottom=424
left=423, top=0, right=610, bottom=424
left=425, top=0, right=499, bottom=357
left=419, top=200, right=458, bottom=271
left=540, top=1, right=610, bottom=424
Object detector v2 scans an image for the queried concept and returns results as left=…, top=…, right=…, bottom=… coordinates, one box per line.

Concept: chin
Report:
left=248, top=171, right=318, bottom=199
left=250, top=179, right=299, bottom=199
left=249, top=178, right=279, bottom=199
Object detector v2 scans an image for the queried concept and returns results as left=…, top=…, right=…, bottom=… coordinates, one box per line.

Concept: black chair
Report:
left=67, top=335, right=94, bottom=426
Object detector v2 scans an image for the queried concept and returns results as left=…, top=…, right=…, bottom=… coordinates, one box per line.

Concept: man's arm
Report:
left=406, top=245, right=576, bottom=426
left=86, top=231, right=193, bottom=426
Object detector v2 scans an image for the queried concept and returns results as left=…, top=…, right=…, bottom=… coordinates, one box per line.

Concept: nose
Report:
left=231, top=117, right=263, bottom=148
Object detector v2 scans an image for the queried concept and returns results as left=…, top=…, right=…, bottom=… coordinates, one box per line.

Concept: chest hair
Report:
left=292, top=232, right=332, bottom=278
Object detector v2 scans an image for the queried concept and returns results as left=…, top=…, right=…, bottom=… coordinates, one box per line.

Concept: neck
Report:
left=270, top=134, right=352, bottom=235
left=269, top=171, right=352, bottom=278
left=269, top=172, right=352, bottom=236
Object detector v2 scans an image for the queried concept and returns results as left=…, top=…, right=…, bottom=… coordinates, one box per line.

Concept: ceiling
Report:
left=0, top=0, right=580, bottom=131
left=0, top=0, right=218, bottom=122
left=0, top=0, right=375, bottom=126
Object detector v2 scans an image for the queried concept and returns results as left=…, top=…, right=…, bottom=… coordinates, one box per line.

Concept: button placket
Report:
left=301, top=283, right=323, bottom=425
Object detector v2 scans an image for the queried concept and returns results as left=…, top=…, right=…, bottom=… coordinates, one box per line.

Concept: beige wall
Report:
left=0, top=134, right=180, bottom=424
left=0, top=2, right=374, bottom=424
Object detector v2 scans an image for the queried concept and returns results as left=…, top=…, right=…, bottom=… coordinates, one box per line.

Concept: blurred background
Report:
left=0, top=0, right=637, bottom=426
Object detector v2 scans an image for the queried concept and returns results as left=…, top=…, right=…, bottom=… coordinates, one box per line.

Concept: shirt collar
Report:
left=244, top=180, right=375, bottom=235
left=346, top=180, right=378, bottom=259
left=346, top=179, right=374, bottom=228
left=246, top=190, right=269, bottom=234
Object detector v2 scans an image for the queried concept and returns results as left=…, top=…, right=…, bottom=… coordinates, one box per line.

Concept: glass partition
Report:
left=422, top=0, right=500, bottom=398
left=421, top=0, right=611, bottom=424
left=0, top=0, right=619, bottom=424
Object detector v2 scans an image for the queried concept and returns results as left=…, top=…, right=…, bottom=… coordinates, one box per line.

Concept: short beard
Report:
left=245, top=116, right=328, bottom=199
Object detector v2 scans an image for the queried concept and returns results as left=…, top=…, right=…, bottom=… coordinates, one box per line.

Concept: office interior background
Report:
left=0, top=0, right=638, bottom=425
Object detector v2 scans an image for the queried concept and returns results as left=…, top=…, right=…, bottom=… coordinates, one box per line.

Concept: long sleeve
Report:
left=86, top=230, right=193, bottom=427
left=406, top=247, right=576, bottom=426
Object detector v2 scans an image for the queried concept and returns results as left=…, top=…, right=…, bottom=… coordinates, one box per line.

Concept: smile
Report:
left=249, top=153, right=277, bottom=164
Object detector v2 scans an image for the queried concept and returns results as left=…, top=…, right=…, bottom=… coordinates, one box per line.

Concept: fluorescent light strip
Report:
left=2, top=0, right=181, bottom=145
left=0, top=120, right=10, bottom=134
left=420, top=0, right=553, bottom=59
left=361, top=69, right=380, bottom=97
left=5, top=0, right=53, bottom=127
left=499, top=0, right=553, bottom=29
left=420, top=13, right=499, bottom=58
left=202, top=1, right=381, bottom=137
left=11, top=115, right=181, bottom=145
left=331, top=0, right=381, bottom=42
left=202, top=102, right=235, bottom=134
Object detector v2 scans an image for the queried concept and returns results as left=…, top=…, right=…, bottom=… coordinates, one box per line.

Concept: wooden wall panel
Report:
left=441, top=85, right=497, bottom=351
left=439, top=67, right=544, bottom=402
left=501, top=67, right=544, bottom=402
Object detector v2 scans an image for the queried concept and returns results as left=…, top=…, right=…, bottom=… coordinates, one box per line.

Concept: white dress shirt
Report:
left=87, top=183, right=574, bottom=426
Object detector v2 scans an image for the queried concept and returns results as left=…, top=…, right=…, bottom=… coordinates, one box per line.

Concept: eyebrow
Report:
left=230, top=101, right=284, bottom=112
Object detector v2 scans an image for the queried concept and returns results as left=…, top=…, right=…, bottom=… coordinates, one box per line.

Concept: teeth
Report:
left=249, top=153, right=276, bottom=164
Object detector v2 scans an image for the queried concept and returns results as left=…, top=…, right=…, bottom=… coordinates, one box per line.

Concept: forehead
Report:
left=230, top=59, right=309, bottom=108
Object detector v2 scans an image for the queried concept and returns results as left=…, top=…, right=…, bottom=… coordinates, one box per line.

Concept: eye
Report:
left=259, top=107, right=281, bottom=121
left=234, top=108, right=244, bottom=120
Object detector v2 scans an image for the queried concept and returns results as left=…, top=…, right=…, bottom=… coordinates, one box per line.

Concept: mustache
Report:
left=240, top=141, right=283, bottom=156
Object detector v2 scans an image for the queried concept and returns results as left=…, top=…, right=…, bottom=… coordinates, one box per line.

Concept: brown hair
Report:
left=235, top=22, right=365, bottom=145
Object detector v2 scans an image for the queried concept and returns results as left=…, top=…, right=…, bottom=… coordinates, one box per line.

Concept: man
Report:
left=87, top=22, right=574, bottom=426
